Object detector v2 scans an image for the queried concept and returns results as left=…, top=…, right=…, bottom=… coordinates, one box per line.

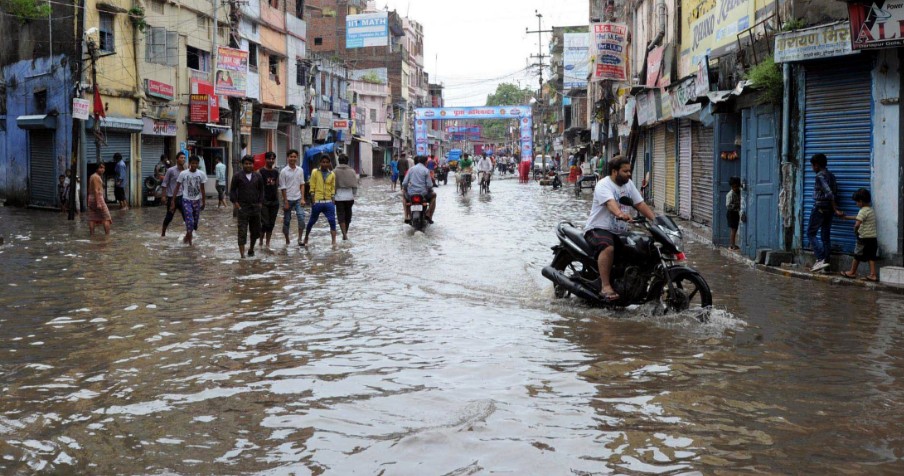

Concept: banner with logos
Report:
left=215, top=47, right=248, bottom=97
left=591, top=22, right=628, bottom=81
left=414, top=107, right=533, bottom=162
left=848, top=2, right=904, bottom=50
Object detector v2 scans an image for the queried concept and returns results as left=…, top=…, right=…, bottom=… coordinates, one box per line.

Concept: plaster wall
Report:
left=872, top=49, right=901, bottom=257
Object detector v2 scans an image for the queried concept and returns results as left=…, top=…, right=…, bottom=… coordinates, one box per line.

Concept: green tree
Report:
left=1, top=0, right=51, bottom=23
left=482, top=83, right=534, bottom=141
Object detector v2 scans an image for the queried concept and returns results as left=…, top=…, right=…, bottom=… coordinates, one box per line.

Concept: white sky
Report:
left=378, top=0, right=589, bottom=106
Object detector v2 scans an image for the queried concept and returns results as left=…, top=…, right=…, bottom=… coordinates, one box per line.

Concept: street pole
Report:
left=70, top=0, right=86, bottom=220
left=89, top=39, right=101, bottom=166
left=226, top=0, right=243, bottom=193
left=527, top=10, right=552, bottom=171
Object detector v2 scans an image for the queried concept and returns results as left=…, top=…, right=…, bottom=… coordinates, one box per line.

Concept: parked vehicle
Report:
left=143, top=175, right=164, bottom=206
left=541, top=201, right=712, bottom=316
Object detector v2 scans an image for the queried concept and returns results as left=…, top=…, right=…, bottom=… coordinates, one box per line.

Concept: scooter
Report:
left=541, top=198, right=712, bottom=315
left=143, top=175, right=164, bottom=206
left=409, top=194, right=430, bottom=232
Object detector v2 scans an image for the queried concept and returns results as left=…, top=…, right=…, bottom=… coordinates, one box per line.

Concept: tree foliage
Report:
left=481, top=83, right=534, bottom=141
left=1, top=0, right=51, bottom=23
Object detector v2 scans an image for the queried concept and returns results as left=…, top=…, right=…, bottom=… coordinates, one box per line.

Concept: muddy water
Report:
left=1, top=176, right=902, bottom=474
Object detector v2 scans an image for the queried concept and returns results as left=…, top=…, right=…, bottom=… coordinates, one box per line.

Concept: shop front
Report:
left=86, top=116, right=143, bottom=203
left=16, top=115, right=58, bottom=208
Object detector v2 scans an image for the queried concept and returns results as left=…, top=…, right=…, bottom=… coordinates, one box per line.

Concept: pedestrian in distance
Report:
left=215, top=156, right=228, bottom=208
left=303, top=154, right=338, bottom=247
left=230, top=156, right=264, bottom=258
left=161, top=152, right=186, bottom=237
left=397, top=153, right=410, bottom=186
left=58, top=174, right=67, bottom=213
left=333, top=154, right=358, bottom=241
left=87, top=163, right=112, bottom=235
left=172, top=155, right=207, bottom=246
left=390, top=156, right=400, bottom=192
left=279, top=149, right=306, bottom=246
left=258, top=152, right=281, bottom=248
left=807, top=153, right=843, bottom=272
left=113, top=152, right=129, bottom=210
left=726, top=176, right=742, bottom=251
left=840, top=188, right=879, bottom=281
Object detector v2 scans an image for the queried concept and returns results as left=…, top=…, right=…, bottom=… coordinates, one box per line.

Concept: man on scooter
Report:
left=402, top=155, right=436, bottom=224
left=584, top=155, right=657, bottom=302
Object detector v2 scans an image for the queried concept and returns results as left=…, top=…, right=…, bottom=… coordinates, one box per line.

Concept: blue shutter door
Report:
left=803, top=59, right=872, bottom=253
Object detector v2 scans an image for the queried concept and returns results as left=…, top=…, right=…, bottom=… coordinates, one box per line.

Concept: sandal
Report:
left=863, top=275, right=879, bottom=282
left=599, top=290, right=620, bottom=302
left=840, top=271, right=857, bottom=279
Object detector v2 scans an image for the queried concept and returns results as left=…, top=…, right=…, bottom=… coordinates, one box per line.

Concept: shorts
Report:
left=216, top=184, right=226, bottom=200
left=584, top=229, right=621, bottom=259
left=855, top=237, right=878, bottom=261
left=114, top=186, right=126, bottom=201
left=727, top=210, right=740, bottom=229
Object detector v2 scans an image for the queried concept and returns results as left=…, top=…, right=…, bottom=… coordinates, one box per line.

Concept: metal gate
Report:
left=86, top=132, right=132, bottom=202
left=678, top=119, right=692, bottom=219
left=652, top=125, right=666, bottom=211
left=691, top=123, right=714, bottom=226
left=803, top=59, right=872, bottom=254
left=251, top=129, right=268, bottom=156
left=28, top=130, right=57, bottom=207
left=140, top=136, right=165, bottom=180
left=665, top=122, right=677, bottom=211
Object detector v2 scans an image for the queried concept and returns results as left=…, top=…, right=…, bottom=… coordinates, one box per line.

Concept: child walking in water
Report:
left=726, top=177, right=741, bottom=251
left=840, top=188, right=878, bottom=281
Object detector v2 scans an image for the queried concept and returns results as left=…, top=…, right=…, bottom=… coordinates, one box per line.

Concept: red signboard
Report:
left=190, top=78, right=219, bottom=123
left=190, top=94, right=209, bottom=123
left=146, top=79, right=174, bottom=100
left=332, top=119, right=350, bottom=130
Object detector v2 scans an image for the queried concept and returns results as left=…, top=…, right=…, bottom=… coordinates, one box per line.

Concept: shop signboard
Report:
left=670, top=77, right=703, bottom=118
left=142, top=117, right=177, bottom=136
left=146, top=79, right=175, bottom=101
left=72, top=98, right=89, bottom=120
left=190, top=94, right=209, bottom=123
left=190, top=78, right=218, bottom=123
left=591, top=22, right=628, bottom=81
left=680, top=0, right=755, bottom=76
left=346, top=12, right=389, bottom=48
left=564, top=31, right=591, bottom=89
left=214, top=47, right=248, bottom=97
left=776, top=22, right=856, bottom=62
left=301, top=127, right=313, bottom=145
left=260, top=108, right=280, bottom=129
left=332, top=119, right=350, bottom=131
left=636, top=90, right=657, bottom=126
left=849, top=2, right=904, bottom=49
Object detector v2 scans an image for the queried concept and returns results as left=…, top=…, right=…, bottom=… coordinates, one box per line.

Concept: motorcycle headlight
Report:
left=661, top=227, right=684, bottom=253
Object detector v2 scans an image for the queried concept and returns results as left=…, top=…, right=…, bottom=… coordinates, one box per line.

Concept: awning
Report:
left=353, top=136, right=375, bottom=146
left=688, top=80, right=753, bottom=105
left=16, top=114, right=57, bottom=130
left=86, top=116, right=144, bottom=132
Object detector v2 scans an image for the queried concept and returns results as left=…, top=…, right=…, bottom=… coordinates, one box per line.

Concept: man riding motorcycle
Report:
left=476, top=153, right=494, bottom=192
left=402, top=155, right=437, bottom=224
left=584, top=155, right=657, bottom=302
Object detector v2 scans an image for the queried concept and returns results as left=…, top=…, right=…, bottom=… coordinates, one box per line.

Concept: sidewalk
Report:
left=677, top=218, right=904, bottom=296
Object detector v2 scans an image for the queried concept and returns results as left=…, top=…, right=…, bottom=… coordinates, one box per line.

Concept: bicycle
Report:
left=478, top=172, right=490, bottom=194
left=459, top=173, right=472, bottom=196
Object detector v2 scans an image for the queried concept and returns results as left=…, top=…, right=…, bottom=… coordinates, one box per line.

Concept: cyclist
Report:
left=476, top=153, right=494, bottom=193
left=458, top=153, right=474, bottom=193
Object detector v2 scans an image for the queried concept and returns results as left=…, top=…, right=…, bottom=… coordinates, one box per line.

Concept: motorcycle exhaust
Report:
left=541, top=266, right=601, bottom=303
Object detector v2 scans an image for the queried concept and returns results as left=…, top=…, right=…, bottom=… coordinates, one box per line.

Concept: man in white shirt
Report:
left=476, top=154, right=494, bottom=192
left=279, top=149, right=307, bottom=246
left=584, top=155, right=656, bottom=302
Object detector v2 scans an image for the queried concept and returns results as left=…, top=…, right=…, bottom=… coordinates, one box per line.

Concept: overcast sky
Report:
left=377, top=0, right=589, bottom=106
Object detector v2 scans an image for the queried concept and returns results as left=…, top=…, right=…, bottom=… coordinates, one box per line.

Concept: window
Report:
left=186, top=46, right=210, bottom=72
left=98, top=13, right=115, bottom=53
left=248, top=43, right=258, bottom=71
left=369, top=108, right=376, bottom=122
left=269, top=0, right=279, bottom=8
left=295, top=0, right=304, bottom=18
left=197, top=14, right=207, bottom=28
left=149, top=0, right=164, bottom=14
left=296, top=59, right=306, bottom=86
left=269, top=55, right=280, bottom=80
left=34, top=90, right=47, bottom=113
left=146, top=27, right=178, bottom=66
left=314, top=37, right=322, bottom=46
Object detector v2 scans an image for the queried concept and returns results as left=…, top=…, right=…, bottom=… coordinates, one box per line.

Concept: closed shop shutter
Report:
left=251, top=129, right=268, bottom=156
left=691, top=123, right=714, bottom=225
left=633, top=130, right=646, bottom=193
left=665, top=121, right=677, bottom=211
left=28, top=130, right=57, bottom=207
left=276, top=127, right=289, bottom=166
left=140, top=136, right=165, bottom=181
left=803, top=59, right=872, bottom=253
left=86, top=132, right=133, bottom=202
left=678, top=119, right=693, bottom=219
left=652, top=125, right=666, bottom=211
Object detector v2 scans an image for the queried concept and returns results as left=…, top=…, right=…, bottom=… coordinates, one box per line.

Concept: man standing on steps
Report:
left=230, top=156, right=264, bottom=258
left=807, top=153, right=844, bottom=272
left=279, top=149, right=306, bottom=246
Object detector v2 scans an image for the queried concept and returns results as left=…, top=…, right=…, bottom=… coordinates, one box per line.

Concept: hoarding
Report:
left=564, top=32, right=591, bottom=89
left=775, top=22, right=856, bottom=62
left=680, top=0, right=755, bottom=76
left=849, top=1, right=904, bottom=50
left=591, top=22, right=628, bottom=81
left=190, top=95, right=209, bottom=123
left=346, top=12, right=389, bottom=49
left=215, top=47, right=249, bottom=97
left=260, top=108, right=280, bottom=129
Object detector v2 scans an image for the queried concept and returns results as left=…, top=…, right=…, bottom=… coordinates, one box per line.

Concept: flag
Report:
left=93, top=84, right=105, bottom=119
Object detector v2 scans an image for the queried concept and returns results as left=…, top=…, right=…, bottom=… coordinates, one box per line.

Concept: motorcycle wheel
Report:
left=551, top=256, right=588, bottom=299
left=656, top=272, right=712, bottom=313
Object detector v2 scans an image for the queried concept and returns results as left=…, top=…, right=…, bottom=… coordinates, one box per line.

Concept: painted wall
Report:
left=86, top=0, right=138, bottom=118
left=0, top=56, right=74, bottom=205
left=287, top=21, right=307, bottom=108
left=871, top=49, right=901, bottom=257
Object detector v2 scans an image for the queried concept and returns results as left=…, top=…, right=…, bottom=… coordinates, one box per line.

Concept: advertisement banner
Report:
left=849, top=2, right=904, bottom=50
left=72, top=98, right=90, bottom=120
left=414, top=106, right=531, bottom=120
left=564, top=31, right=591, bottom=89
left=680, top=0, right=755, bottom=76
left=346, top=12, right=389, bottom=49
left=591, top=22, right=628, bottom=81
left=215, top=47, right=248, bottom=97
left=260, top=109, right=280, bottom=129
left=190, top=95, right=209, bottom=123
left=776, top=22, right=856, bottom=62
left=190, top=78, right=218, bottom=123
left=646, top=46, right=665, bottom=87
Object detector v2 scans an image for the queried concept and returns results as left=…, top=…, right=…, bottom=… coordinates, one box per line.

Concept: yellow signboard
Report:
left=679, top=0, right=757, bottom=76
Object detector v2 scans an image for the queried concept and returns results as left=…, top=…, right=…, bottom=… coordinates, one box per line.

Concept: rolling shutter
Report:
left=652, top=125, right=666, bottom=211
left=678, top=119, right=692, bottom=219
left=665, top=121, right=677, bottom=211
left=251, top=129, right=269, bottom=156
left=803, top=59, right=872, bottom=253
left=691, top=123, right=714, bottom=226
left=140, top=136, right=165, bottom=180
left=28, top=130, right=57, bottom=207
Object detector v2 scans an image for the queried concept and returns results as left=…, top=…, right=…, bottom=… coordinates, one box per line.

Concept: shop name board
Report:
left=260, top=108, right=280, bottom=130
left=190, top=94, right=209, bottom=123
left=142, top=117, right=177, bottom=136
left=146, top=79, right=174, bottom=100
left=680, top=0, right=755, bottom=76
left=849, top=1, right=904, bottom=50
left=72, top=98, right=90, bottom=120
left=775, top=22, right=855, bottom=62
left=333, top=119, right=350, bottom=130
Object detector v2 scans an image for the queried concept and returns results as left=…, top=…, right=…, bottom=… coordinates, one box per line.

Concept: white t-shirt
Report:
left=580, top=162, right=593, bottom=175
left=177, top=169, right=208, bottom=201
left=584, top=176, right=644, bottom=233
left=279, top=165, right=305, bottom=201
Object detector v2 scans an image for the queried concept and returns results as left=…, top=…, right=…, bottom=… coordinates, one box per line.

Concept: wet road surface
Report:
left=1, top=175, right=903, bottom=474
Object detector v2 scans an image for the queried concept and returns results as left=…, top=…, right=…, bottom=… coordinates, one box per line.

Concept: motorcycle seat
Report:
left=561, top=225, right=594, bottom=255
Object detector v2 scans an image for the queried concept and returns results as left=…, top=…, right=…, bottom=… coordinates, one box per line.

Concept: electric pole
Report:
left=226, top=0, right=245, bottom=191
left=527, top=10, right=552, bottom=170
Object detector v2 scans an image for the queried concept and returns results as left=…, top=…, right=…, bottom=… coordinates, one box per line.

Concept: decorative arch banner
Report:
left=413, top=106, right=533, bottom=163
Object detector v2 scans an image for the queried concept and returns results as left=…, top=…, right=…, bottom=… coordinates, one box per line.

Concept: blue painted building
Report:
left=0, top=55, right=74, bottom=207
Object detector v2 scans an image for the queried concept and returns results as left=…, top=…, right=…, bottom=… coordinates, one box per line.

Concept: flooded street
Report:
left=1, top=176, right=903, bottom=474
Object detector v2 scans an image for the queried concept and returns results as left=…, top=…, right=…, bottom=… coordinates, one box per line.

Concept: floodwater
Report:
left=1, top=175, right=902, bottom=474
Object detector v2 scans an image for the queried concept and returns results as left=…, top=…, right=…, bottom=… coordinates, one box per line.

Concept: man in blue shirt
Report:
left=113, top=153, right=129, bottom=210
left=807, top=153, right=843, bottom=272
left=401, top=155, right=436, bottom=224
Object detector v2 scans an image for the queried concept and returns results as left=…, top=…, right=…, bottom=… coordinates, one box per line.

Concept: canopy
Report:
left=303, top=143, right=336, bottom=179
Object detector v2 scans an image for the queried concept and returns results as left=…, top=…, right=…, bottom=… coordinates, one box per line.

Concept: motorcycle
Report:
left=541, top=200, right=712, bottom=315
left=436, top=165, right=449, bottom=185
left=143, top=175, right=164, bottom=206
left=409, top=194, right=430, bottom=232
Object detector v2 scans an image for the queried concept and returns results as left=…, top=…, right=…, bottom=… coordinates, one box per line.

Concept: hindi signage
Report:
left=636, top=91, right=657, bottom=126
left=141, top=117, right=177, bottom=136
left=775, top=22, right=856, bottom=62
left=190, top=95, right=209, bottom=123
left=260, top=108, right=280, bottom=129
left=72, top=98, right=90, bottom=120
left=591, top=22, right=628, bottom=81
left=214, top=46, right=248, bottom=97
left=332, top=119, right=350, bottom=130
